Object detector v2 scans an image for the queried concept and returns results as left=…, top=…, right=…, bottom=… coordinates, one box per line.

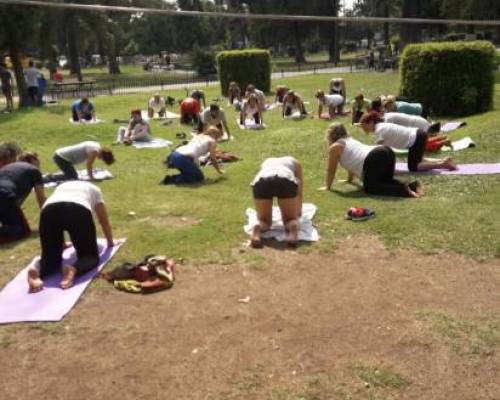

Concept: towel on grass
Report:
left=237, top=118, right=267, bottom=130
left=0, top=238, right=126, bottom=324
left=441, top=121, right=467, bottom=133
left=69, top=118, right=104, bottom=125
left=132, top=138, right=173, bottom=149
left=44, top=168, right=113, bottom=188
left=244, top=203, right=319, bottom=242
left=141, top=110, right=180, bottom=121
left=284, top=111, right=307, bottom=120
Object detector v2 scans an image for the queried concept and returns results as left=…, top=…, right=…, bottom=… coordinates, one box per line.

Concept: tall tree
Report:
left=0, top=4, right=40, bottom=108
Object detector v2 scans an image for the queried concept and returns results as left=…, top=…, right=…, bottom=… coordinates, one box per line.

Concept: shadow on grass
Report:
left=258, top=238, right=314, bottom=251
left=0, top=230, right=39, bottom=251
left=0, top=107, right=37, bottom=125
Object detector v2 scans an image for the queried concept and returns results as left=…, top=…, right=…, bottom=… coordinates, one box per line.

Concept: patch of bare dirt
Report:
left=1, top=235, right=500, bottom=400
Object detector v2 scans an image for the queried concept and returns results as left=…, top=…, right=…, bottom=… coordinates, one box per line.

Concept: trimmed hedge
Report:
left=399, top=41, right=495, bottom=116
left=216, top=49, right=271, bottom=95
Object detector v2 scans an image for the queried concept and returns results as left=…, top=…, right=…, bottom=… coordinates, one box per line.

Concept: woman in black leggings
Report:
left=318, top=123, right=423, bottom=198
left=27, top=181, right=115, bottom=292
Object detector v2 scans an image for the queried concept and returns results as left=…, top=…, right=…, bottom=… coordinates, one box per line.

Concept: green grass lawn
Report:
left=1, top=71, right=499, bottom=286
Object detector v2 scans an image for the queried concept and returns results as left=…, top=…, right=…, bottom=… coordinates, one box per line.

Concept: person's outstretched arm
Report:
left=319, top=144, right=343, bottom=191
left=208, top=141, right=223, bottom=175
left=86, top=151, right=98, bottom=180
left=34, top=184, right=46, bottom=208
left=294, top=160, right=303, bottom=217
left=94, top=202, right=114, bottom=247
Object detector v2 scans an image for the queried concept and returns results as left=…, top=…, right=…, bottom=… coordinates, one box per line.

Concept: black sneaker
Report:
left=428, top=122, right=441, bottom=134
left=161, top=175, right=175, bottom=185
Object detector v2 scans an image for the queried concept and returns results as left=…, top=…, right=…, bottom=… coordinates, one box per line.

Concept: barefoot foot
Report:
left=28, top=267, right=44, bottom=293
left=444, top=157, right=457, bottom=170
left=60, top=265, right=77, bottom=289
left=250, top=225, right=263, bottom=249
left=286, top=220, right=299, bottom=248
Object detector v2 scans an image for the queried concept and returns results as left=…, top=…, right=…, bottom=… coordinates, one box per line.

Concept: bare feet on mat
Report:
left=444, top=157, right=457, bottom=170
left=28, top=267, right=44, bottom=293
left=286, top=220, right=299, bottom=248
left=60, top=265, right=77, bottom=289
left=250, top=225, right=263, bottom=249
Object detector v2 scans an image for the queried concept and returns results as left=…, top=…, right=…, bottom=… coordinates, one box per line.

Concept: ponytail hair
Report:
left=360, top=111, right=383, bottom=125
left=325, top=123, right=348, bottom=145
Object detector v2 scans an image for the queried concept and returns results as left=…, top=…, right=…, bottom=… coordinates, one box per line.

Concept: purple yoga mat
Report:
left=0, top=238, right=126, bottom=324
left=395, top=163, right=500, bottom=175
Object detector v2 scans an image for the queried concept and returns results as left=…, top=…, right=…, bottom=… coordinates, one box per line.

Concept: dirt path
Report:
left=1, top=235, right=499, bottom=400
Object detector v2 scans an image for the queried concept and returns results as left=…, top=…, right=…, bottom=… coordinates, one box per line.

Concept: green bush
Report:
left=399, top=41, right=495, bottom=116
left=216, top=49, right=271, bottom=96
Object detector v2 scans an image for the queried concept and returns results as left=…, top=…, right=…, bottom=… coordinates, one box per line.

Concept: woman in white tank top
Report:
left=318, top=123, right=424, bottom=198
left=162, top=126, right=224, bottom=185
left=250, top=156, right=303, bottom=248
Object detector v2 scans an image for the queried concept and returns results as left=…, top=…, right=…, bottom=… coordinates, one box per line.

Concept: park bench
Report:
left=46, top=80, right=96, bottom=100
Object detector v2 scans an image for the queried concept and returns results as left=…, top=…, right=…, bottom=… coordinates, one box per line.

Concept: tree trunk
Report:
left=66, top=11, right=82, bottom=81
left=9, top=48, right=29, bottom=108
left=327, top=1, right=340, bottom=63
left=107, top=32, right=121, bottom=75
left=293, top=22, right=306, bottom=63
left=401, top=0, right=421, bottom=48
left=383, top=2, right=390, bottom=45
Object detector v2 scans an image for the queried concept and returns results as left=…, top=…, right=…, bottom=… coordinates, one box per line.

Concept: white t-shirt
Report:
left=322, top=94, right=344, bottom=107
left=148, top=97, right=166, bottom=112
left=24, top=67, right=40, bottom=88
left=251, top=156, right=298, bottom=186
left=375, top=122, right=417, bottom=149
left=56, top=141, right=101, bottom=164
left=337, top=137, right=375, bottom=178
left=201, top=108, right=226, bottom=125
left=242, top=100, right=259, bottom=116
left=176, top=135, right=214, bottom=159
left=384, top=112, right=430, bottom=131
left=43, top=181, right=104, bottom=212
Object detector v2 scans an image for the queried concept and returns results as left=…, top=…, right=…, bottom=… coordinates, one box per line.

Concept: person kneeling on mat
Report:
left=198, top=103, right=231, bottom=139
left=179, top=97, right=201, bottom=125
left=71, top=97, right=96, bottom=122
left=46, top=141, right=115, bottom=182
left=282, top=91, right=308, bottom=118
left=147, top=93, right=166, bottom=118
left=359, top=111, right=456, bottom=172
left=162, top=126, right=224, bottom=185
left=250, top=157, right=303, bottom=248
left=318, top=123, right=423, bottom=198
left=0, top=152, right=46, bottom=244
left=27, top=181, right=115, bottom=292
left=240, top=94, right=264, bottom=128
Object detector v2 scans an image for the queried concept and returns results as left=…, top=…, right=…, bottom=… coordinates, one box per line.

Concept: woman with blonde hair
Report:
left=162, top=125, right=224, bottom=184
left=319, top=123, right=423, bottom=198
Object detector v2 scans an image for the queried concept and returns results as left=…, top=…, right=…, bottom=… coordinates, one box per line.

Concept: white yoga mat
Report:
left=237, top=118, right=266, bottom=130
left=44, top=168, right=114, bottom=188
left=244, top=203, right=319, bottom=242
left=69, top=118, right=104, bottom=125
left=284, top=111, right=306, bottom=120
left=141, top=110, right=180, bottom=121
left=132, top=138, right=173, bottom=149
left=393, top=136, right=476, bottom=155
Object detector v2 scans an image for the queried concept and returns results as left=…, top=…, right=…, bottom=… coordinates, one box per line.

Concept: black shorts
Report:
left=252, top=177, right=298, bottom=200
left=408, top=129, right=427, bottom=172
left=2, top=85, right=12, bottom=96
left=28, top=86, right=38, bottom=96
